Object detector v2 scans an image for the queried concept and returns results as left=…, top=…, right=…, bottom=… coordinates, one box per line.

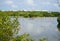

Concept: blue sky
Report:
left=0, top=0, right=60, bottom=12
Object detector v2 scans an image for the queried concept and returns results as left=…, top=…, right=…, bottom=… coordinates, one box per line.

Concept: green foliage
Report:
left=0, top=11, right=60, bottom=17
left=0, top=16, right=20, bottom=41
left=39, top=38, right=47, bottom=41
left=13, top=34, right=34, bottom=41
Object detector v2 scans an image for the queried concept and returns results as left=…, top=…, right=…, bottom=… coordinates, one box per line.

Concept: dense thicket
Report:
left=0, top=11, right=60, bottom=17
left=0, top=16, right=20, bottom=41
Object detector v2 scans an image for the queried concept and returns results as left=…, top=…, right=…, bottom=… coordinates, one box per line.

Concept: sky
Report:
left=0, top=0, right=60, bottom=12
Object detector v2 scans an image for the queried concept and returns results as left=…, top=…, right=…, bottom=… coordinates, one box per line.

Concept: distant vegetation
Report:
left=0, top=10, right=60, bottom=17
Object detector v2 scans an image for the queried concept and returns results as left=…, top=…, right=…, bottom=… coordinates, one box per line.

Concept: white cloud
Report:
left=11, top=5, right=18, bottom=8
left=5, top=0, right=18, bottom=8
left=5, top=0, right=13, bottom=5
left=53, top=3, right=58, bottom=6
left=26, top=0, right=36, bottom=6
left=42, top=2, right=51, bottom=5
left=52, top=3, right=59, bottom=8
left=41, top=1, right=59, bottom=8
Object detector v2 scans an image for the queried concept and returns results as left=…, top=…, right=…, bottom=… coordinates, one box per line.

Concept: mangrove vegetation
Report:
left=0, top=11, right=60, bottom=17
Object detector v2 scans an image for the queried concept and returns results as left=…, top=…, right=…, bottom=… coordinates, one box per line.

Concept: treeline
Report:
left=0, top=10, right=60, bottom=17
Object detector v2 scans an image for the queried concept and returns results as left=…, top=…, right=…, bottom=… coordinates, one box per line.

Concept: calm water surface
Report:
left=18, top=17, right=60, bottom=41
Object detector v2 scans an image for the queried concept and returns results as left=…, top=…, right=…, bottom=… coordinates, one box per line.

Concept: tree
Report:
left=13, top=34, right=34, bottom=41
left=0, top=16, right=20, bottom=41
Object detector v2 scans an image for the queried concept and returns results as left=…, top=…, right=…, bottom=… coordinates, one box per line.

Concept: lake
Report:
left=18, top=17, right=60, bottom=41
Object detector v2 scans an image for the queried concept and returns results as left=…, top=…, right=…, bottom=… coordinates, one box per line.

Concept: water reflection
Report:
left=57, top=24, right=60, bottom=31
left=18, top=17, right=60, bottom=41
